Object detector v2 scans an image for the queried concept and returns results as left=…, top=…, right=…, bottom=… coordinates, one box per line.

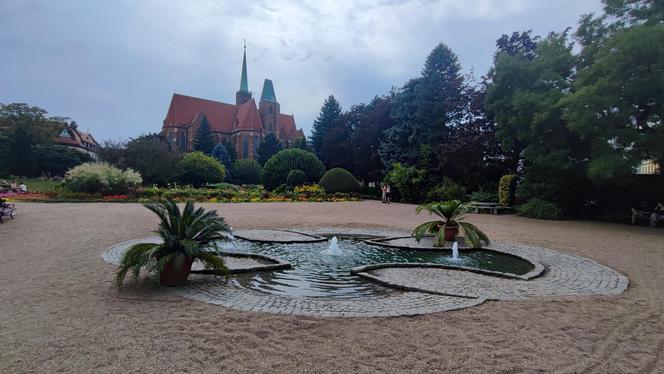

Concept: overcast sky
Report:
left=0, top=0, right=603, bottom=142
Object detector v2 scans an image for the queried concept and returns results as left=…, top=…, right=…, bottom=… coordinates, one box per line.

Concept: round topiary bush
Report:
left=261, top=149, right=325, bottom=191
left=64, top=162, right=142, bottom=195
left=175, top=152, right=225, bottom=187
left=286, top=169, right=306, bottom=187
left=231, top=159, right=261, bottom=185
left=318, top=167, right=360, bottom=194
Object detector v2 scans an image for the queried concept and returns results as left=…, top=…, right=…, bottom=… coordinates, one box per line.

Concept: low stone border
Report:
left=363, top=236, right=546, bottom=280
left=101, top=229, right=628, bottom=317
left=232, top=229, right=326, bottom=243
left=102, top=238, right=291, bottom=274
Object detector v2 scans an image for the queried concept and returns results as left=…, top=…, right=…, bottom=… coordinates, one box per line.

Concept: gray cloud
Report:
left=0, top=0, right=603, bottom=141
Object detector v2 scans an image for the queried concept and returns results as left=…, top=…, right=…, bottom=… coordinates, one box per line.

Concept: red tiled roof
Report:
left=234, top=99, right=263, bottom=131
left=277, top=114, right=301, bottom=138
left=54, top=125, right=99, bottom=150
left=164, top=93, right=236, bottom=133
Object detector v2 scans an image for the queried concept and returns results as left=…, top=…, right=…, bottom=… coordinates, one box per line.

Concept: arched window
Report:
left=242, top=136, right=249, bottom=159
left=178, top=132, right=187, bottom=152
left=269, top=106, right=273, bottom=114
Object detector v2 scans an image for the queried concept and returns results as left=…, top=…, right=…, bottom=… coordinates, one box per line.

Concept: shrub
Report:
left=384, top=163, right=428, bottom=203
left=318, top=167, right=361, bottom=194
left=64, top=162, right=142, bottom=195
left=175, top=152, right=225, bottom=187
left=231, top=159, right=261, bottom=185
left=469, top=187, right=498, bottom=203
left=517, top=198, right=563, bottom=220
left=426, top=177, right=465, bottom=202
left=261, top=149, right=325, bottom=191
left=286, top=169, right=306, bottom=187
left=499, top=174, right=517, bottom=205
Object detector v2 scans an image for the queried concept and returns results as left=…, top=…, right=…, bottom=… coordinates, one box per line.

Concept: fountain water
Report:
left=451, top=241, right=459, bottom=261
left=322, top=236, right=343, bottom=255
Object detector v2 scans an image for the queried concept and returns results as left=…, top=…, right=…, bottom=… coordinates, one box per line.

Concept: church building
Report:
left=161, top=46, right=304, bottom=160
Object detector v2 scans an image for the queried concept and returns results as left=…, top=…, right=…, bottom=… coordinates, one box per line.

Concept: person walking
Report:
left=380, top=184, right=387, bottom=203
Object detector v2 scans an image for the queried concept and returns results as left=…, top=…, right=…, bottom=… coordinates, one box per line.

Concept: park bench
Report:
left=467, top=202, right=512, bottom=215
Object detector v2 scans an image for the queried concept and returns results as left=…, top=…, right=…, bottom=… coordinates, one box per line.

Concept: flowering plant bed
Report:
left=4, top=183, right=359, bottom=203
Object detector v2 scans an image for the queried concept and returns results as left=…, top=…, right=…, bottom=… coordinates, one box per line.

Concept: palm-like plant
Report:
left=412, top=200, right=489, bottom=248
left=116, top=199, right=232, bottom=287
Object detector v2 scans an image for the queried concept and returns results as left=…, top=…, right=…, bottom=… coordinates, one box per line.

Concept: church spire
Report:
left=239, top=40, right=249, bottom=93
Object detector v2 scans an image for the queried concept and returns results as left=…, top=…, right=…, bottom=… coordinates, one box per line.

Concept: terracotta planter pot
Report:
left=444, top=225, right=459, bottom=241
left=159, top=256, right=194, bottom=286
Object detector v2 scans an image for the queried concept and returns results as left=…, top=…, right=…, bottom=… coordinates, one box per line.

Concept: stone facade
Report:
left=161, top=47, right=304, bottom=160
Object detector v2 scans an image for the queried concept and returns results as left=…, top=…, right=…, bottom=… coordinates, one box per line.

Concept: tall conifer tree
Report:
left=310, top=95, right=342, bottom=160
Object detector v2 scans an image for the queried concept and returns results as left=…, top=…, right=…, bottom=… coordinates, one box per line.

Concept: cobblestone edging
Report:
left=102, top=238, right=291, bottom=274
left=101, top=230, right=628, bottom=317
left=359, top=240, right=628, bottom=300
left=233, top=229, right=326, bottom=243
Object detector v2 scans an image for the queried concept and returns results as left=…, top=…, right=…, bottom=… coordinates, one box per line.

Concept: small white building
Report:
left=54, top=121, right=99, bottom=160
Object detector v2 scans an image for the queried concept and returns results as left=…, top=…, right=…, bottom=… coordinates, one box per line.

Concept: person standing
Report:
left=651, top=202, right=664, bottom=227
left=385, top=184, right=391, bottom=204
left=380, top=184, right=387, bottom=203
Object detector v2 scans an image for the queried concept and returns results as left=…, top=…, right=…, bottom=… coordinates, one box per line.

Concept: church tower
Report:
left=235, top=42, right=252, bottom=105
left=259, top=79, right=280, bottom=134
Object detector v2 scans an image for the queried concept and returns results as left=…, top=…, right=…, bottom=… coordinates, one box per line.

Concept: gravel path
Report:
left=1, top=201, right=663, bottom=373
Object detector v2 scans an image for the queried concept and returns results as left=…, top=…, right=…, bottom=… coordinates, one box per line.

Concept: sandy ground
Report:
left=1, top=201, right=663, bottom=373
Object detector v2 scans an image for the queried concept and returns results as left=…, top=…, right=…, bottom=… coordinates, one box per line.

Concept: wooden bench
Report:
left=468, top=202, right=511, bottom=215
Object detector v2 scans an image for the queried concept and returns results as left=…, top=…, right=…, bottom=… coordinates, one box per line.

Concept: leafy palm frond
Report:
left=116, top=199, right=232, bottom=287
left=458, top=221, right=490, bottom=249
left=413, top=199, right=490, bottom=248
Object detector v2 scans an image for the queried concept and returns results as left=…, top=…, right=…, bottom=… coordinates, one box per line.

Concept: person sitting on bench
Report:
left=651, top=202, right=664, bottom=227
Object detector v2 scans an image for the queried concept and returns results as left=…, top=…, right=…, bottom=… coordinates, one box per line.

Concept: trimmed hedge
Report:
left=231, top=159, right=261, bottom=185
left=286, top=169, right=306, bottom=187
left=176, top=152, right=225, bottom=187
left=262, top=149, right=325, bottom=191
left=319, top=168, right=361, bottom=194
left=517, top=198, right=563, bottom=220
left=499, top=174, right=517, bottom=205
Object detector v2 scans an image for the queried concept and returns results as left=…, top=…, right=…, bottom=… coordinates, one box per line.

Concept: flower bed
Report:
left=4, top=183, right=359, bottom=203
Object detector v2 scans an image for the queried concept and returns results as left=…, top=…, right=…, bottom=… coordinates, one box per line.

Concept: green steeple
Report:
left=260, top=79, right=277, bottom=102
left=239, top=42, right=249, bottom=93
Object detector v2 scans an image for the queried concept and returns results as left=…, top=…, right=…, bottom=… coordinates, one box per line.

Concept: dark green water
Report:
left=219, top=238, right=533, bottom=299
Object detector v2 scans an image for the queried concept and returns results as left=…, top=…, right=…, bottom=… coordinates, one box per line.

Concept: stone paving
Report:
left=361, top=241, right=628, bottom=300
left=101, top=230, right=628, bottom=317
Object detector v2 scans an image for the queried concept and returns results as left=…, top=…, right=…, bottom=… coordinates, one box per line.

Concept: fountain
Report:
left=451, top=241, right=459, bottom=261
left=322, top=236, right=343, bottom=255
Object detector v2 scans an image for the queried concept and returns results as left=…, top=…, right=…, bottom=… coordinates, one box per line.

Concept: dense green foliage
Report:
left=0, top=103, right=92, bottom=177
left=192, top=115, right=215, bottom=154
left=469, top=187, right=498, bottom=203
left=98, top=134, right=182, bottom=186
left=256, top=133, right=282, bottom=166
left=426, top=178, right=465, bottom=202
left=116, top=200, right=232, bottom=287
left=384, top=163, right=428, bottom=203
left=412, top=200, right=490, bottom=248
left=64, top=162, right=142, bottom=195
left=34, top=144, right=93, bottom=176
left=261, top=149, right=325, bottom=191
left=310, top=95, right=342, bottom=160
left=175, top=152, right=225, bottom=187
left=286, top=169, right=306, bottom=187
left=318, top=168, right=360, bottom=194
left=498, top=175, right=517, bottom=206
left=517, top=199, right=563, bottom=220
left=231, top=159, right=261, bottom=185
